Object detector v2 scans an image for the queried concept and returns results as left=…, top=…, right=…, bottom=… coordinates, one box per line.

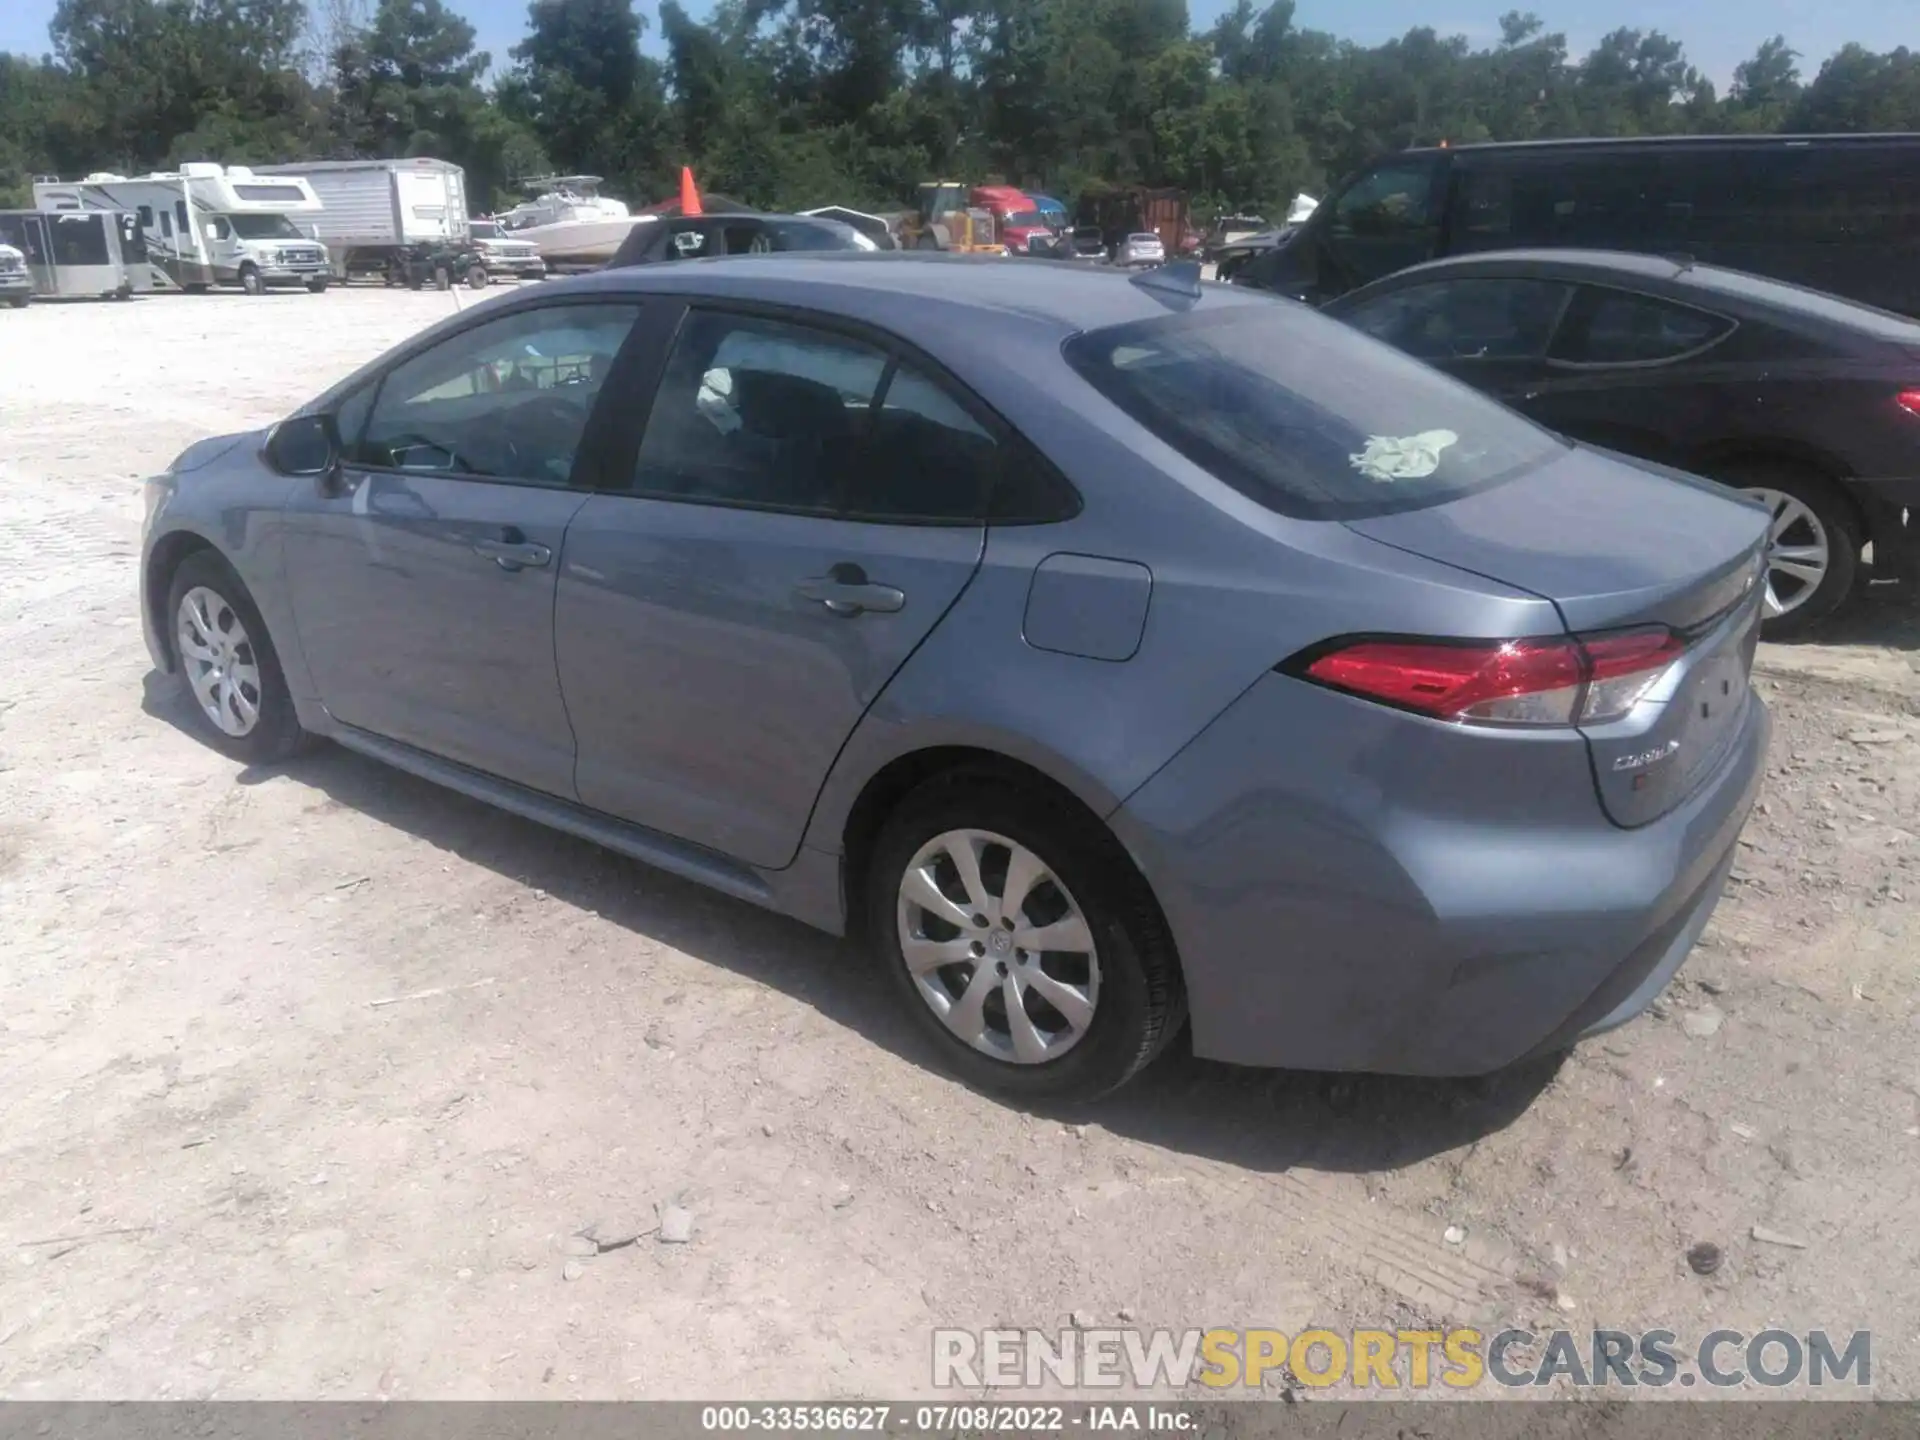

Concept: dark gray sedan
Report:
left=141, top=257, right=1771, bottom=1098
left=1325, top=249, right=1920, bottom=634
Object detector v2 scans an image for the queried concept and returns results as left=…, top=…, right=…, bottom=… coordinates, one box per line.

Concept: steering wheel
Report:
left=499, top=393, right=588, bottom=477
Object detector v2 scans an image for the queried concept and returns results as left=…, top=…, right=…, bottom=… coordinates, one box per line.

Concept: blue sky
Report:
left=0, top=0, right=1905, bottom=89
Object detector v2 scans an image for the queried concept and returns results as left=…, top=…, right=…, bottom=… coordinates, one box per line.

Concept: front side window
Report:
left=1341, top=277, right=1573, bottom=362
left=1065, top=305, right=1562, bottom=520
left=1553, top=290, right=1733, bottom=365
left=210, top=217, right=233, bottom=241
left=1328, top=161, right=1441, bottom=241
left=353, top=304, right=641, bottom=484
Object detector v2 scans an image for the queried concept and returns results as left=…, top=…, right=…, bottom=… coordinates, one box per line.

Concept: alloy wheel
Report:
left=176, top=585, right=263, bottom=737
left=1747, top=487, right=1830, bottom=619
left=895, top=828, right=1101, bottom=1065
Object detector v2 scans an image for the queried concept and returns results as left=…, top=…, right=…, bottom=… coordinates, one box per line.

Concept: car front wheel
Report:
left=867, top=771, right=1185, bottom=1101
left=165, top=551, right=308, bottom=764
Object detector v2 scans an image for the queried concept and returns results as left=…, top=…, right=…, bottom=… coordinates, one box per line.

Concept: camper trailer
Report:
left=0, top=209, right=151, bottom=299
left=34, top=165, right=329, bottom=294
left=252, top=158, right=471, bottom=281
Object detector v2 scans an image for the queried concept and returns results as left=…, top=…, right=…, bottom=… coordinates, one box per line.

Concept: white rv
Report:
left=252, top=157, right=474, bottom=281
left=33, top=164, right=330, bottom=294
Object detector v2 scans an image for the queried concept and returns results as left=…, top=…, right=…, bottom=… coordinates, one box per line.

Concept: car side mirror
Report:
left=265, top=413, right=341, bottom=477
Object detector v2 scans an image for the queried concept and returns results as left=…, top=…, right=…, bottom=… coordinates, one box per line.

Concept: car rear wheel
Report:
left=867, top=771, right=1184, bottom=1101
left=166, top=552, right=309, bottom=765
left=1716, top=461, right=1859, bottom=637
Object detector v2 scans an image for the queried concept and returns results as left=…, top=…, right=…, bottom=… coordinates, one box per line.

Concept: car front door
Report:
left=555, top=304, right=994, bottom=869
left=282, top=299, right=644, bottom=796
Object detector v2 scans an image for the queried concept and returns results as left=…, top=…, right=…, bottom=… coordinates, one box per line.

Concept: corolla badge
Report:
left=1612, top=739, right=1681, bottom=772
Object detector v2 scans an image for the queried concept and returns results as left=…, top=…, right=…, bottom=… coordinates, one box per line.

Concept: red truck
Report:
left=970, top=185, right=1059, bottom=256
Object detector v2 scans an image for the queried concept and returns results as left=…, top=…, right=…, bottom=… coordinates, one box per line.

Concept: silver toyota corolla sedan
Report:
left=140, top=255, right=1773, bottom=1100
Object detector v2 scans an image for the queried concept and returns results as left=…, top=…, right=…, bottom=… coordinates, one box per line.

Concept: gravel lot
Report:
left=2, top=287, right=1918, bottom=1401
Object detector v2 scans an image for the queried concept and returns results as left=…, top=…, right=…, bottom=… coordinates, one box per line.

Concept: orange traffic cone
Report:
left=679, top=166, right=702, bottom=217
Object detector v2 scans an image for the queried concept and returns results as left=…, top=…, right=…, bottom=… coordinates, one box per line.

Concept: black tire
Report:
left=466, top=264, right=489, bottom=290
left=433, top=265, right=451, bottom=291
left=7, top=294, right=26, bottom=309
left=306, top=277, right=329, bottom=293
left=184, top=283, right=210, bottom=294
left=239, top=264, right=264, bottom=296
left=163, top=551, right=309, bottom=765
left=1711, top=459, right=1861, bottom=638
left=865, top=770, right=1186, bottom=1102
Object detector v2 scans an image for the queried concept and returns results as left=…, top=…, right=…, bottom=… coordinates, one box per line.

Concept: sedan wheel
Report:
left=164, top=551, right=310, bottom=764
left=897, top=828, right=1102, bottom=1065
left=1747, top=486, right=1830, bottom=621
left=868, top=771, right=1185, bottom=1100
left=177, top=585, right=263, bottom=737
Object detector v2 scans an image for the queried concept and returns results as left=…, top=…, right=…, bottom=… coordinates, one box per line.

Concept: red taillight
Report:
left=1897, top=390, right=1920, bottom=418
left=1299, top=628, right=1685, bottom=728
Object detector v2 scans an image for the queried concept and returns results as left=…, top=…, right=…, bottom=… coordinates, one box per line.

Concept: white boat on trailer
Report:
left=497, top=176, right=647, bottom=268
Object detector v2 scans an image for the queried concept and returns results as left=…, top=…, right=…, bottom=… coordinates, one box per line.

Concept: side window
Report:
left=842, top=364, right=997, bottom=522
left=137, top=204, right=154, bottom=227
left=1342, top=278, right=1572, bottom=362
left=353, top=303, right=641, bottom=484
left=174, top=201, right=189, bottom=236
left=210, top=217, right=232, bottom=241
left=1327, top=161, right=1441, bottom=241
left=668, top=223, right=720, bottom=259
left=633, top=310, right=888, bottom=512
left=1552, top=290, right=1732, bottom=366
left=159, top=209, right=173, bottom=238
left=723, top=223, right=771, bottom=255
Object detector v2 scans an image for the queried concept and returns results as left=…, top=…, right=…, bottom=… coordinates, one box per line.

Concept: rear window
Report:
left=1063, top=305, right=1563, bottom=520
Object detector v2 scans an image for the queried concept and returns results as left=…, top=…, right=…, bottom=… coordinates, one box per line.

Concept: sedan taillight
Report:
left=1897, top=389, right=1920, bottom=418
left=1292, top=628, right=1686, bottom=728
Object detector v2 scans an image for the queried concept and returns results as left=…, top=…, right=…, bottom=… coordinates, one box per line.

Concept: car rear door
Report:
left=281, top=298, right=645, bottom=796
left=554, top=302, right=995, bottom=869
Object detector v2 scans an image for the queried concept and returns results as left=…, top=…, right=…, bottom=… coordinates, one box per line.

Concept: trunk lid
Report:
left=1346, top=443, right=1771, bottom=827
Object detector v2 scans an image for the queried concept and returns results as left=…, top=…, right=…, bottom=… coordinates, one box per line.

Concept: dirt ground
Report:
left=1, top=287, right=1917, bottom=1402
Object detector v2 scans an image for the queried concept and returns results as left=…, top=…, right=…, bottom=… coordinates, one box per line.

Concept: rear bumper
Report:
left=1112, top=674, right=1771, bottom=1076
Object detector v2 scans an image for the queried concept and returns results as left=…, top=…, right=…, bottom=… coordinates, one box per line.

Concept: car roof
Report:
left=545, top=253, right=1276, bottom=338
left=1347, top=248, right=1920, bottom=344
left=1403, top=132, right=1920, bottom=157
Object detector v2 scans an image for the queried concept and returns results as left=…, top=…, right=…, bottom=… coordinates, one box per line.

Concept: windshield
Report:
left=469, top=221, right=501, bottom=240
left=1004, top=210, right=1049, bottom=229
left=1064, top=305, right=1562, bottom=520
left=229, top=213, right=302, bottom=240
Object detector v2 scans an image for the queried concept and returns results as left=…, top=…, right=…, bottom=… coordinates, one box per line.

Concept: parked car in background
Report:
left=0, top=241, right=31, bottom=307
left=1326, top=249, right=1920, bottom=634
left=469, top=218, right=548, bottom=280
left=608, top=212, right=875, bottom=268
left=1067, top=227, right=1108, bottom=261
left=1236, top=133, right=1920, bottom=316
left=1112, top=232, right=1165, bottom=267
left=142, top=257, right=1769, bottom=1100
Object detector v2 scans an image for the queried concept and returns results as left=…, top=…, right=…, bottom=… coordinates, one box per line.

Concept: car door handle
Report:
left=796, top=566, right=905, bottom=616
left=472, top=536, right=551, bottom=571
